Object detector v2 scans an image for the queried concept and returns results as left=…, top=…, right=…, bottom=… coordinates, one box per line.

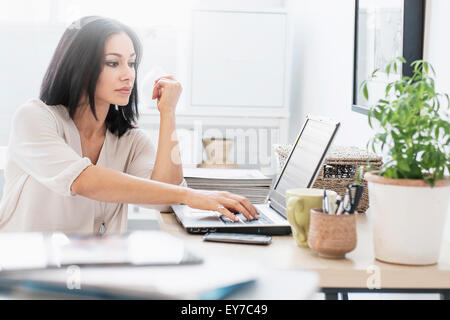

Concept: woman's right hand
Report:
left=152, top=75, right=182, bottom=115
left=184, top=189, right=259, bottom=222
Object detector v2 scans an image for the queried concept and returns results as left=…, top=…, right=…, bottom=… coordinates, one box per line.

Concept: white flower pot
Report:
left=365, top=172, right=450, bottom=265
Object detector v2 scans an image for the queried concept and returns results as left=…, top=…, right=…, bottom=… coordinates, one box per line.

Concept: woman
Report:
left=0, top=16, right=257, bottom=234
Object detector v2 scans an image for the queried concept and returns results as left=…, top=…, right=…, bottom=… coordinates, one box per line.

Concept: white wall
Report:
left=0, top=24, right=65, bottom=146
left=286, top=0, right=375, bottom=148
left=425, top=0, right=450, bottom=242
left=425, top=0, right=450, bottom=97
left=0, top=0, right=285, bottom=148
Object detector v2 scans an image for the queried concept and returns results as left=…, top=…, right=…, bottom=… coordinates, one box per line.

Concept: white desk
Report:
left=2, top=208, right=449, bottom=300
left=0, top=208, right=320, bottom=300
left=0, top=260, right=319, bottom=300
left=126, top=205, right=161, bottom=232
left=158, top=212, right=450, bottom=300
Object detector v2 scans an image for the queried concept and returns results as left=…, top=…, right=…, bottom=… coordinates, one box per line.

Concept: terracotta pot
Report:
left=364, top=171, right=450, bottom=265
left=307, top=208, right=357, bottom=259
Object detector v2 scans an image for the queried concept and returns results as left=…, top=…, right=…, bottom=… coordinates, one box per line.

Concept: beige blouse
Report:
left=0, top=99, right=186, bottom=234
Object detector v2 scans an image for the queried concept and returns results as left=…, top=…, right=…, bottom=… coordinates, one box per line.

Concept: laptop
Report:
left=172, top=115, right=340, bottom=235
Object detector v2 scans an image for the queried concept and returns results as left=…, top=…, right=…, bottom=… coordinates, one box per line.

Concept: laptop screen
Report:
left=268, top=116, right=340, bottom=217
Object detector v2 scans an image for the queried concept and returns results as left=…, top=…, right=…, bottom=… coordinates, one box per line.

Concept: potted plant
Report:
left=361, top=57, right=450, bottom=265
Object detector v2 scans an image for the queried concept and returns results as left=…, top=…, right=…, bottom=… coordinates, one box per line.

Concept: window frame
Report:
left=352, top=0, right=426, bottom=115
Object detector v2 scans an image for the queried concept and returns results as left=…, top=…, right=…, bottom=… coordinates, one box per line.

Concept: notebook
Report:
left=0, top=230, right=202, bottom=271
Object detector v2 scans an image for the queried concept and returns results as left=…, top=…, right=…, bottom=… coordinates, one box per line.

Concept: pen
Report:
left=334, top=196, right=342, bottom=214
left=336, top=201, right=344, bottom=215
left=345, top=183, right=364, bottom=214
left=328, top=194, right=335, bottom=215
left=323, top=189, right=328, bottom=214
left=353, top=184, right=364, bottom=214
left=343, top=190, right=350, bottom=214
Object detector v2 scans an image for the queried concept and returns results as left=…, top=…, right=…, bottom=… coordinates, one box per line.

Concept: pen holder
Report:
left=307, top=209, right=357, bottom=259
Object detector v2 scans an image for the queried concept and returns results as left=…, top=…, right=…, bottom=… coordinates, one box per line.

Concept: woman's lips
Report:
left=116, top=87, right=132, bottom=94
left=116, top=90, right=131, bottom=95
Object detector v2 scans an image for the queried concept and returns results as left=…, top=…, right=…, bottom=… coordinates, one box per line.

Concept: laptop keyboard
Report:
left=219, top=211, right=273, bottom=225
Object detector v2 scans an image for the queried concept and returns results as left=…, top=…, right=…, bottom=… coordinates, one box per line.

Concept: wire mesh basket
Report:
left=273, top=145, right=383, bottom=213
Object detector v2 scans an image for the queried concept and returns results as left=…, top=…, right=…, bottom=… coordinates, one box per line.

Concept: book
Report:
left=183, top=168, right=273, bottom=204
left=0, top=231, right=202, bottom=272
left=0, top=257, right=263, bottom=300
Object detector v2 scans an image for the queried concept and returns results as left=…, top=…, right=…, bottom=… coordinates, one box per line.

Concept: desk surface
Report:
left=159, top=212, right=450, bottom=290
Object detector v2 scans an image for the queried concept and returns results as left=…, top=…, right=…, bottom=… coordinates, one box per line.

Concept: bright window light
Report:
left=1, top=0, right=197, bottom=28
left=0, top=0, right=52, bottom=23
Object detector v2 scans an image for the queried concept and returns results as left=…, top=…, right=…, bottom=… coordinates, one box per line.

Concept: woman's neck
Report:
left=73, top=100, right=109, bottom=140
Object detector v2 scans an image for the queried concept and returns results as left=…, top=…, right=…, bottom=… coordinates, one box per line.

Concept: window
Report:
left=352, top=0, right=425, bottom=114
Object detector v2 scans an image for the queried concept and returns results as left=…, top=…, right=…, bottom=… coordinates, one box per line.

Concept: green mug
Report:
left=286, top=188, right=337, bottom=247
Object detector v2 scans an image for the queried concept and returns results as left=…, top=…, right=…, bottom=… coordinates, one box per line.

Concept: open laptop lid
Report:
left=268, top=115, right=340, bottom=217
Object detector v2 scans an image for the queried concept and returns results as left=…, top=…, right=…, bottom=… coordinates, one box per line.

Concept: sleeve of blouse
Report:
left=125, top=129, right=156, bottom=179
left=9, top=101, right=92, bottom=197
left=126, top=129, right=187, bottom=212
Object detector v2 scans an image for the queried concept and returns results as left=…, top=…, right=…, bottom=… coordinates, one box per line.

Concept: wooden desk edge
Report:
left=159, top=212, right=450, bottom=290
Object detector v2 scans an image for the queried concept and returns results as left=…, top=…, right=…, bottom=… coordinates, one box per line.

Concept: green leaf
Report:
left=398, top=160, right=410, bottom=173
left=368, top=109, right=373, bottom=128
left=424, top=62, right=429, bottom=74
left=371, top=68, right=380, bottom=78
left=429, top=63, right=436, bottom=75
left=444, top=93, right=450, bottom=107
left=363, top=58, right=449, bottom=185
left=386, top=63, right=392, bottom=75
left=435, top=126, right=441, bottom=139
left=445, top=136, right=450, bottom=145
left=363, top=83, right=369, bottom=101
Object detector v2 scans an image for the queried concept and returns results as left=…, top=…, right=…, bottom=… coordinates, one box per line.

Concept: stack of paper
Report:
left=183, top=168, right=273, bottom=204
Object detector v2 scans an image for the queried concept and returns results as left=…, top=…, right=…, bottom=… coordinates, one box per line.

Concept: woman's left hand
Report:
left=152, top=75, right=182, bottom=115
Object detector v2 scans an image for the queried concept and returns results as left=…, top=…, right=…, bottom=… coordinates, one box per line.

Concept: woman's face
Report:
left=95, top=32, right=136, bottom=107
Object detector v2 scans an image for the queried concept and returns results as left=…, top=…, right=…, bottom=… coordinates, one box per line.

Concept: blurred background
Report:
left=1, top=0, right=450, bottom=300
left=0, top=0, right=449, bottom=172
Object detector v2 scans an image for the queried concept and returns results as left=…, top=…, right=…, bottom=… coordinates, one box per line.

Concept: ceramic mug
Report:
left=286, top=188, right=337, bottom=247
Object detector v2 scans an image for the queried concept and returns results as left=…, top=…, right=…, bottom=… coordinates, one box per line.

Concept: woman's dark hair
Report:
left=40, top=16, right=142, bottom=137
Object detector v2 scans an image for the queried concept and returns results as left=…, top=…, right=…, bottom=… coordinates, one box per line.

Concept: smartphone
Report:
left=202, top=232, right=272, bottom=245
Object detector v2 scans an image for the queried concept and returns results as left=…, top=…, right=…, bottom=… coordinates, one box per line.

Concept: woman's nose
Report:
left=120, top=65, right=135, bottom=82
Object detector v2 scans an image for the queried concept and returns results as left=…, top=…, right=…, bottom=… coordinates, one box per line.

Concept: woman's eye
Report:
left=129, top=62, right=136, bottom=68
left=106, top=61, right=118, bottom=67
